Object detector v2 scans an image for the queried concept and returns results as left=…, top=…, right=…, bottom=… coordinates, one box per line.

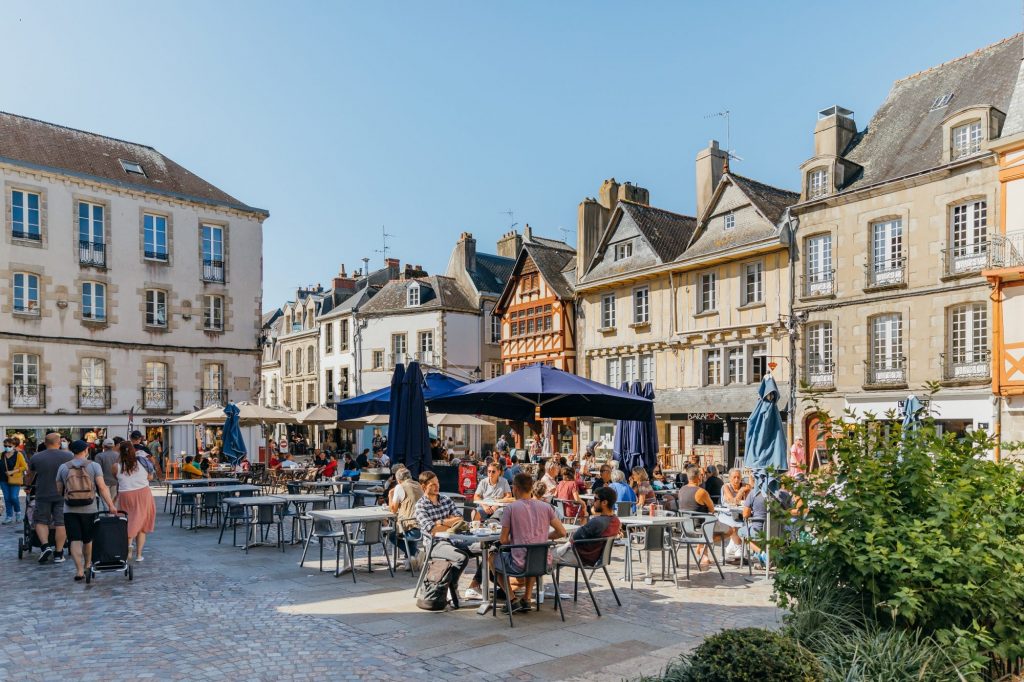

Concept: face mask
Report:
left=3, top=446, right=10, bottom=453
left=60, top=440, right=69, bottom=449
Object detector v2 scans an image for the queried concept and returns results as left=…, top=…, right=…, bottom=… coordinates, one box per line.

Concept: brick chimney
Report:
left=332, top=264, right=356, bottom=293
left=385, top=258, right=400, bottom=280
left=695, top=140, right=728, bottom=218
left=497, top=229, right=523, bottom=258
left=455, top=231, right=476, bottom=273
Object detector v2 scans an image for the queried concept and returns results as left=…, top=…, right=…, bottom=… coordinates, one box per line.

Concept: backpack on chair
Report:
left=416, top=558, right=461, bottom=611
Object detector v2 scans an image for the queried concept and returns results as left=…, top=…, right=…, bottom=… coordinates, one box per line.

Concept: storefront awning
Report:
left=654, top=382, right=790, bottom=418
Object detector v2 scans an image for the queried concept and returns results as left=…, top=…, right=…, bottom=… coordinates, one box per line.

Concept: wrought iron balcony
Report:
left=801, top=271, right=835, bottom=298
left=8, top=384, right=45, bottom=408
left=79, top=240, right=106, bottom=267
left=942, top=232, right=1024, bottom=276
left=864, top=358, right=907, bottom=387
left=202, top=259, right=225, bottom=283
left=201, top=388, right=228, bottom=407
left=141, top=387, right=173, bottom=410
left=804, top=362, right=835, bottom=390
left=412, top=350, right=439, bottom=366
left=864, top=258, right=906, bottom=289
left=941, top=351, right=990, bottom=382
left=77, top=385, right=111, bottom=410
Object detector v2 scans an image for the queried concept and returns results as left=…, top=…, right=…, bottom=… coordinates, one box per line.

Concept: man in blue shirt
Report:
left=502, top=454, right=521, bottom=483
left=608, top=469, right=636, bottom=512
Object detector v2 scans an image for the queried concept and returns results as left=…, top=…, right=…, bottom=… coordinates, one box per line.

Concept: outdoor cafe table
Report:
left=299, top=480, right=343, bottom=498
left=616, top=515, right=681, bottom=585
left=307, top=507, right=396, bottom=576
left=222, top=496, right=289, bottom=550
left=166, top=477, right=239, bottom=486
left=175, top=485, right=261, bottom=530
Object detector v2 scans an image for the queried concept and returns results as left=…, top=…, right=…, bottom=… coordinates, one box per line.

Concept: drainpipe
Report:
left=352, top=310, right=363, bottom=396
left=784, top=209, right=799, bottom=446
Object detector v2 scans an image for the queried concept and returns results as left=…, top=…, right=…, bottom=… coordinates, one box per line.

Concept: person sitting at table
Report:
left=413, top=470, right=485, bottom=601
left=502, top=454, right=522, bottom=484
left=631, top=467, right=656, bottom=510
left=721, top=468, right=750, bottom=506
left=538, top=461, right=559, bottom=502
left=280, top=453, right=301, bottom=469
left=741, top=480, right=798, bottom=567
left=181, top=456, right=205, bottom=479
left=197, top=454, right=211, bottom=475
left=553, top=465, right=587, bottom=521
left=531, top=480, right=548, bottom=501
left=474, top=460, right=513, bottom=522
left=703, top=465, right=724, bottom=504
left=555, top=485, right=621, bottom=565
left=342, top=453, right=360, bottom=480
left=591, top=464, right=612, bottom=492
left=387, top=467, right=423, bottom=567
left=355, top=448, right=371, bottom=470
left=608, top=469, right=636, bottom=511
left=312, top=449, right=327, bottom=471
left=651, top=465, right=669, bottom=490
left=321, top=454, right=339, bottom=479
left=678, top=465, right=732, bottom=567
left=493, top=472, right=567, bottom=614
left=377, top=449, right=391, bottom=468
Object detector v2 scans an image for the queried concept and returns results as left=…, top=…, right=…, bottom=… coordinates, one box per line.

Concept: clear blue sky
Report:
left=2, top=1, right=1019, bottom=306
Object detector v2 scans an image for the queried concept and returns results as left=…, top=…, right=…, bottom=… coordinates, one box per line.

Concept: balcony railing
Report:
left=79, top=240, right=106, bottom=267
left=13, top=301, right=40, bottom=316
left=144, top=249, right=169, bottom=262
left=11, top=229, right=41, bottom=241
left=941, top=351, right=990, bottom=382
left=387, top=352, right=408, bottom=369
left=77, top=385, right=111, bottom=410
left=864, top=358, right=907, bottom=387
left=201, top=388, right=228, bottom=407
left=865, top=258, right=906, bottom=289
left=802, top=271, right=835, bottom=298
left=8, top=384, right=45, bottom=408
left=141, top=387, right=173, bottom=410
left=202, top=259, right=225, bottom=283
left=411, top=350, right=440, bottom=366
left=942, top=232, right=1024, bottom=276
left=804, top=362, right=835, bottom=389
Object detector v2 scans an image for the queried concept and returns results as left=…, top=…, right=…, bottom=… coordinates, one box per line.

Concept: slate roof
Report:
left=730, top=174, right=798, bottom=224
left=527, top=234, right=575, bottom=253
left=619, top=201, right=698, bottom=262
left=524, top=242, right=576, bottom=300
left=0, top=111, right=266, bottom=215
left=841, top=34, right=1022, bottom=191
left=359, top=276, right=477, bottom=315
left=1003, top=57, right=1024, bottom=137
left=471, top=252, right=516, bottom=295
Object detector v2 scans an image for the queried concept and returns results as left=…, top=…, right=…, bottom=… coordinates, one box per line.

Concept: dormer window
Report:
left=613, top=240, right=633, bottom=261
left=119, top=159, right=146, bottom=176
left=951, top=121, right=982, bottom=160
left=407, top=284, right=420, bottom=307
left=807, top=168, right=829, bottom=199
left=724, top=212, right=735, bottom=230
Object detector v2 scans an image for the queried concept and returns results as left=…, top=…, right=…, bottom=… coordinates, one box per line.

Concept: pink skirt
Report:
left=118, top=487, right=156, bottom=537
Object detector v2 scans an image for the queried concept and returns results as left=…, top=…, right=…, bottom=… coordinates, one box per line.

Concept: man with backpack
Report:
left=55, top=440, right=118, bottom=582
left=27, top=432, right=74, bottom=564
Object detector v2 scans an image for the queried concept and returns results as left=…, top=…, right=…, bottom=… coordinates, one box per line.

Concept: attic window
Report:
left=613, top=240, right=633, bottom=261
left=724, top=212, right=736, bottom=230
left=119, top=159, right=146, bottom=176
left=407, top=284, right=420, bottom=307
left=930, top=93, right=954, bottom=111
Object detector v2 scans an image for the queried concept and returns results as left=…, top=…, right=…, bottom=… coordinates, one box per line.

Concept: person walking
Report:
left=1, top=438, right=28, bottom=523
left=94, top=439, right=120, bottom=508
left=114, top=442, right=156, bottom=562
left=55, top=440, right=117, bottom=581
left=27, top=432, right=75, bottom=564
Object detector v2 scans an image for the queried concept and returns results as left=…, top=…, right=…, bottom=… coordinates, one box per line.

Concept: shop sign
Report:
left=142, top=417, right=171, bottom=424
left=687, top=412, right=718, bottom=421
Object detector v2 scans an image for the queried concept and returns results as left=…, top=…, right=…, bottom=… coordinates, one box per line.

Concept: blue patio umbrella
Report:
left=612, top=382, right=631, bottom=469
left=744, top=374, right=789, bottom=492
left=642, top=382, right=659, bottom=473
left=336, top=372, right=466, bottom=420
left=427, top=364, right=652, bottom=422
left=614, top=382, right=659, bottom=476
left=384, top=363, right=406, bottom=456
left=902, top=394, right=925, bottom=431
left=393, top=361, right=432, bottom=478
left=220, top=402, right=247, bottom=466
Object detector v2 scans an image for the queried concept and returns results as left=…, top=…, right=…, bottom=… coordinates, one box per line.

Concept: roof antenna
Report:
left=499, top=209, right=518, bottom=231
left=557, top=226, right=571, bottom=243
left=704, top=110, right=744, bottom=163
left=374, top=225, right=395, bottom=261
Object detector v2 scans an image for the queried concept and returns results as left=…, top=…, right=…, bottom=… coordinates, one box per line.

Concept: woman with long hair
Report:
left=114, top=442, right=156, bottom=561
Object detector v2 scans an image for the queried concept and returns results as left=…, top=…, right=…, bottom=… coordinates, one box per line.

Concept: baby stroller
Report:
left=17, top=492, right=55, bottom=560
left=86, top=511, right=133, bottom=583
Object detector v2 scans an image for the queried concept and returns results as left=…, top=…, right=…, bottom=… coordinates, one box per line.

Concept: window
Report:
left=295, top=349, right=303, bottom=375
left=325, top=321, right=333, bottom=353
left=325, top=369, right=335, bottom=401
left=145, top=289, right=167, bottom=327
left=490, top=311, right=502, bottom=343
left=78, top=358, right=107, bottom=409
left=307, top=346, right=315, bottom=373
left=143, top=361, right=169, bottom=409
left=750, top=344, right=768, bottom=382
left=601, top=294, right=616, bottom=329
left=633, top=287, right=649, bottom=324
left=339, top=319, right=349, bottom=351
left=201, top=224, right=224, bottom=282
left=81, top=358, right=105, bottom=388
left=284, top=350, right=291, bottom=376
left=870, top=218, right=904, bottom=285
left=805, top=323, right=833, bottom=387
left=486, top=363, right=502, bottom=379
left=705, top=349, right=722, bottom=385
left=78, top=201, right=105, bottom=266
left=13, top=273, right=39, bottom=314
left=372, top=350, right=385, bottom=370
left=949, top=200, right=988, bottom=273
left=949, top=303, right=988, bottom=364
left=11, top=189, right=40, bottom=240
left=639, top=353, right=654, bottom=384
left=870, top=314, right=903, bottom=373
left=119, top=159, right=145, bottom=176
left=606, top=358, right=621, bottom=387
left=805, top=234, right=833, bottom=295
left=339, top=368, right=349, bottom=398
left=204, top=363, right=224, bottom=390
left=418, top=330, right=434, bottom=354
left=307, top=383, right=315, bottom=406
left=623, top=356, right=637, bottom=383
left=81, top=282, right=106, bottom=321
left=952, top=121, right=982, bottom=159
left=930, top=93, right=954, bottom=110
left=143, top=214, right=168, bottom=261
left=203, top=295, right=224, bottom=331
left=519, top=273, right=539, bottom=295
left=407, top=284, right=420, bottom=307
left=11, top=353, right=41, bottom=407
left=807, top=168, right=829, bottom=199
left=742, top=262, right=763, bottom=305
left=698, top=273, right=717, bottom=313
left=727, top=348, right=745, bottom=384
left=284, top=386, right=291, bottom=408
left=724, top=212, right=735, bottom=230
left=613, top=241, right=633, bottom=261
left=392, top=333, right=407, bottom=365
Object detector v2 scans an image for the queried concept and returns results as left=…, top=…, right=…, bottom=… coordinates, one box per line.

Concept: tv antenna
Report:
left=557, top=226, right=571, bottom=243
left=374, top=225, right=395, bottom=260
left=499, top=209, right=518, bottom=231
left=704, top=110, right=744, bottom=163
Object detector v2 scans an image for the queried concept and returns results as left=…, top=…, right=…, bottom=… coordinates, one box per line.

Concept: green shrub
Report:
left=684, top=628, right=823, bottom=682
left=773, top=387, right=1024, bottom=671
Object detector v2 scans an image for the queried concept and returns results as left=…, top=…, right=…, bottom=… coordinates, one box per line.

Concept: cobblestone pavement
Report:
left=0, top=491, right=782, bottom=681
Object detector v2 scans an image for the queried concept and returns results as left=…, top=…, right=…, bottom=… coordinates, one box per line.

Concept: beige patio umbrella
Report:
left=359, top=414, right=391, bottom=425
left=294, top=404, right=365, bottom=429
left=169, top=404, right=225, bottom=424
left=192, top=401, right=297, bottom=425
left=428, top=413, right=493, bottom=427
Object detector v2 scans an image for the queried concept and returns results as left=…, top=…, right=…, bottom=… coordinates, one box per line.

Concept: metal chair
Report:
left=300, top=517, right=350, bottom=574
left=553, top=536, right=620, bottom=617
left=218, top=501, right=252, bottom=547
left=246, top=502, right=285, bottom=554
left=671, top=513, right=724, bottom=581
left=172, top=491, right=198, bottom=529
left=625, top=522, right=676, bottom=589
left=335, top=519, right=393, bottom=583
left=554, top=498, right=584, bottom=524
left=491, top=543, right=560, bottom=627
left=615, top=501, right=634, bottom=517
left=199, top=491, right=223, bottom=529
left=292, top=498, right=330, bottom=543
left=331, top=479, right=354, bottom=509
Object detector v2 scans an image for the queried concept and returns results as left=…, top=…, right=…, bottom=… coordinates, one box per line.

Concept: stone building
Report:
left=790, top=35, right=1022, bottom=461
left=0, top=112, right=267, bottom=454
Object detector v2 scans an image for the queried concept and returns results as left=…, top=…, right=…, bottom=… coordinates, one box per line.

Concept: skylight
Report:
left=930, top=93, right=954, bottom=110
left=119, top=159, right=146, bottom=176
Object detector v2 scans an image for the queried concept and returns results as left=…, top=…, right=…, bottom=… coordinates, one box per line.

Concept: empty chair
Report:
left=246, top=502, right=285, bottom=554
left=554, top=498, right=584, bottom=524
left=491, top=543, right=560, bottom=627
left=292, top=498, right=330, bottom=543
left=335, top=520, right=393, bottom=583
left=552, top=536, right=620, bottom=617
left=615, top=501, right=633, bottom=518
left=672, top=513, right=725, bottom=581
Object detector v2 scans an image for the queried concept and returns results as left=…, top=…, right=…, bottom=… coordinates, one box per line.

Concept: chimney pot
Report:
left=695, top=139, right=728, bottom=218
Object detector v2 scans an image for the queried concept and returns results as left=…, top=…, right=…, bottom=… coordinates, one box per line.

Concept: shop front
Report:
left=495, top=418, right=576, bottom=458
left=845, top=390, right=993, bottom=439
